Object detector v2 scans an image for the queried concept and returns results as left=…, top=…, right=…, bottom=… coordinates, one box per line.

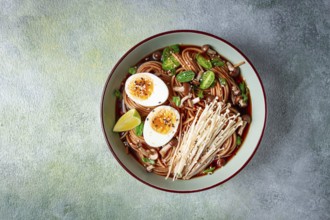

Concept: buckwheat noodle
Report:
left=118, top=45, right=250, bottom=179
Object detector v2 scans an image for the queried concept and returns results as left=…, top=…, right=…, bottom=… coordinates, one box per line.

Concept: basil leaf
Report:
left=211, top=57, right=225, bottom=67
left=242, top=94, right=248, bottom=102
left=162, top=44, right=180, bottom=61
left=199, top=70, right=215, bottom=89
left=219, top=78, right=227, bottom=85
left=114, top=89, right=122, bottom=100
left=134, top=122, right=144, bottom=136
left=196, top=54, right=212, bottom=70
left=169, top=69, right=176, bottom=76
left=197, top=90, right=204, bottom=98
left=239, top=82, right=246, bottom=94
left=236, top=136, right=242, bottom=146
left=128, top=66, right=137, bottom=74
left=202, top=166, right=215, bottom=174
left=162, top=56, right=180, bottom=70
left=169, top=44, right=180, bottom=53
left=172, top=96, right=181, bottom=106
left=176, top=70, right=195, bottom=82
left=142, top=157, right=155, bottom=165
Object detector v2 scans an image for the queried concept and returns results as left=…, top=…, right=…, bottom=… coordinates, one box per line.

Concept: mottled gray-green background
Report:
left=1, top=0, right=329, bottom=219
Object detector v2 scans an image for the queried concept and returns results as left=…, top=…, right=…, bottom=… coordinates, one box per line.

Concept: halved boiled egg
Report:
left=124, top=72, right=169, bottom=107
left=143, top=106, right=180, bottom=147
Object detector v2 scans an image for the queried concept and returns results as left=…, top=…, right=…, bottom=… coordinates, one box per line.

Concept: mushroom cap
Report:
left=229, top=68, right=240, bottom=77
left=242, top=114, right=251, bottom=124
left=148, top=149, right=159, bottom=160
left=232, top=86, right=241, bottom=95
left=201, top=44, right=210, bottom=52
left=168, top=137, right=178, bottom=147
left=238, top=98, right=247, bottom=107
left=205, top=94, right=216, bottom=104
left=146, top=165, right=155, bottom=172
left=181, top=83, right=190, bottom=96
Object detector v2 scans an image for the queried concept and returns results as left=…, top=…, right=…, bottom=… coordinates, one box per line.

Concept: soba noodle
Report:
left=115, top=44, right=250, bottom=180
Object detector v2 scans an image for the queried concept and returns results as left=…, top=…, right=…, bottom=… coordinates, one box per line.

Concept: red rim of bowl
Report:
left=101, top=30, right=267, bottom=193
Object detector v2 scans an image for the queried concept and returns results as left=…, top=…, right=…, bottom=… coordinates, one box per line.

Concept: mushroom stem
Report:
left=227, top=62, right=235, bottom=72
left=180, top=94, right=192, bottom=107
left=187, top=99, right=193, bottom=107
left=232, top=86, right=241, bottom=95
left=207, top=48, right=217, bottom=55
left=234, top=61, right=245, bottom=68
left=196, top=70, right=204, bottom=81
left=237, top=121, right=247, bottom=136
left=146, top=165, right=155, bottom=172
left=121, top=99, right=127, bottom=113
left=238, top=98, right=247, bottom=108
left=120, top=131, right=128, bottom=140
left=160, top=144, right=172, bottom=158
left=137, top=144, right=149, bottom=156
left=192, top=97, right=200, bottom=104
left=173, top=83, right=190, bottom=96
left=148, top=149, right=159, bottom=160
left=160, top=138, right=178, bottom=158
left=173, top=86, right=185, bottom=93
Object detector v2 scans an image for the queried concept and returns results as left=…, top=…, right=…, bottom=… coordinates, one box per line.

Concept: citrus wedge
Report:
left=113, top=109, right=141, bottom=132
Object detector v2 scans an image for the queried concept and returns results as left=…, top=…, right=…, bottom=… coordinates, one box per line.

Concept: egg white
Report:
left=124, top=72, right=169, bottom=107
left=143, top=106, right=180, bottom=147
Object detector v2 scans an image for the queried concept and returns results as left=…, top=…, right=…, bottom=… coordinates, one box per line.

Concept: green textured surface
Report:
left=1, top=0, right=329, bottom=219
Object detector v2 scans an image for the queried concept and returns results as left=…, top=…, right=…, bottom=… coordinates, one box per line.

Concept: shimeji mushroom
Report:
left=238, top=97, right=247, bottom=108
left=146, top=165, right=155, bottom=172
left=180, top=93, right=192, bottom=107
left=205, top=94, right=216, bottom=104
left=195, top=70, right=204, bottom=81
left=192, top=97, right=200, bottom=105
left=173, top=83, right=190, bottom=96
left=232, top=86, right=241, bottom=95
left=237, top=114, right=251, bottom=136
left=201, top=44, right=210, bottom=53
left=159, top=138, right=178, bottom=158
left=148, top=149, right=159, bottom=161
left=227, top=62, right=240, bottom=77
left=152, top=51, right=162, bottom=60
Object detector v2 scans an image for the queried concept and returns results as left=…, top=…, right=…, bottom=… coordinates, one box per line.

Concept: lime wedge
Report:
left=113, top=109, right=141, bottom=132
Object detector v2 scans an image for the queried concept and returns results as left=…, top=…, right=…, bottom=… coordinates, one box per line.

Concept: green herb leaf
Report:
left=169, top=44, right=180, bottom=53
left=197, top=90, right=204, bottom=98
left=162, top=44, right=180, bottom=61
left=239, top=82, right=246, bottom=94
left=196, top=53, right=212, bottom=70
left=128, top=66, right=137, bottom=74
left=162, top=45, right=181, bottom=70
left=211, top=57, right=225, bottom=67
left=209, top=80, right=216, bottom=88
left=142, top=157, right=155, bottom=165
left=236, top=136, right=242, bottom=146
left=219, top=78, right=227, bottom=85
left=242, top=94, right=248, bottom=102
left=134, top=121, right=144, bottom=136
left=176, top=70, right=195, bottom=82
left=202, top=166, right=216, bottom=174
left=169, top=69, right=176, bottom=76
left=114, top=89, right=122, bottom=100
left=172, top=96, right=181, bottom=106
left=200, top=70, right=215, bottom=89
left=162, top=56, right=180, bottom=70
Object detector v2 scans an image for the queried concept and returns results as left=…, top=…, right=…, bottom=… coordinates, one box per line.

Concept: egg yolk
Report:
left=128, top=76, right=154, bottom=100
left=151, top=109, right=176, bottom=134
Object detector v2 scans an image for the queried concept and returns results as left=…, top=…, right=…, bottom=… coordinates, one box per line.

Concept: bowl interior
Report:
left=101, top=31, right=266, bottom=192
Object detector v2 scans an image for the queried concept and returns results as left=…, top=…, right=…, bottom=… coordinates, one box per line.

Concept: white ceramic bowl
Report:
left=101, top=30, right=267, bottom=193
